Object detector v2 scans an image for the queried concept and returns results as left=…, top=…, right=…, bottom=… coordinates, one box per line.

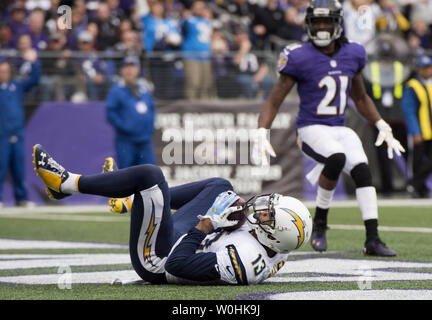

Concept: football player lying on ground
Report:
left=32, top=144, right=312, bottom=285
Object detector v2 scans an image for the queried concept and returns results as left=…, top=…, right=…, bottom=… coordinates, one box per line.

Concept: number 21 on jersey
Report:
left=317, top=75, right=349, bottom=116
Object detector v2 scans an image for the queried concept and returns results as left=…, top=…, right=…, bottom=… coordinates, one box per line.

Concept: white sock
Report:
left=60, top=173, right=81, bottom=194
left=355, top=186, right=378, bottom=221
left=316, top=186, right=335, bottom=209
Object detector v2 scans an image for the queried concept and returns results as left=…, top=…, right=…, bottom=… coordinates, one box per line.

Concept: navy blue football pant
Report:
left=78, top=164, right=233, bottom=284
left=0, top=135, right=27, bottom=203
left=115, top=136, right=156, bottom=169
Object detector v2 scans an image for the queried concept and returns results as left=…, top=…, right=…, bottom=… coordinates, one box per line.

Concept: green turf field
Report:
left=0, top=203, right=431, bottom=300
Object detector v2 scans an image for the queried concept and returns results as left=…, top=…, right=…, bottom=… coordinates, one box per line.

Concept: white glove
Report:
left=251, top=128, right=276, bottom=166
left=198, top=206, right=244, bottom=229
left=375, top=119, right=405, bottom=159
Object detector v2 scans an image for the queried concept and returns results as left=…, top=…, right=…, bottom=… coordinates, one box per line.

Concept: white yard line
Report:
left=329, top=224, right=432, bottom=233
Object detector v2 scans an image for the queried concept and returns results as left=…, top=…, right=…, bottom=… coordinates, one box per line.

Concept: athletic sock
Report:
left=314, top=186, right=334, bottom=227
left=316, top=186, right=335, bottom=210
left=314, top=207, right=329, bottom=226
left=364, top=218, right=379, bottom=242
left=355, top=186, right=378, bottom=221
left=60, top=173, right=81, bottom=194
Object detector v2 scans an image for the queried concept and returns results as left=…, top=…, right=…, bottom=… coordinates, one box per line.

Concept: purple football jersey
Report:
left=278, top=41, right=367, bottom=128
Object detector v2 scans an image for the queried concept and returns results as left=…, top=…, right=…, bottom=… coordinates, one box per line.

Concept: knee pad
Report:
left=350, top=163, right=373, bottom=188
left=322, top=153, right=346, bottom=181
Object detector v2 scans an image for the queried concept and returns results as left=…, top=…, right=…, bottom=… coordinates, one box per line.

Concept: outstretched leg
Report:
left=33, top=144, right=173, bottom=283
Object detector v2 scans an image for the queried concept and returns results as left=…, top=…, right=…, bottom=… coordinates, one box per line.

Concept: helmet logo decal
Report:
left=280, top=208, right=305, bottom=249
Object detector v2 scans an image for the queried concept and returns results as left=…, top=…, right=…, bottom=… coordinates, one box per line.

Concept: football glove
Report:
left=197, top=191, right=242, bottom=229
left=251, top=128, right=276, bottom=166
left=198, top=205, right=244, bottom=230
left=374, top=119, right=405, bottom=159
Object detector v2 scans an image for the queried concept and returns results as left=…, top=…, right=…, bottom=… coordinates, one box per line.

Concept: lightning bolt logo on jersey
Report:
left=194, top=225, right=289, bottom=285
left=278, top=41, right=367, bottom=129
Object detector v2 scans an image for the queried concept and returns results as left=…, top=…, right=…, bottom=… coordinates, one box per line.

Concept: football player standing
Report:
left=253, top=0, right=405, bottom=256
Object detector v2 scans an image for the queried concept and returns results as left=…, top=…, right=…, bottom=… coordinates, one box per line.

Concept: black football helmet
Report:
left=305, top=0, right=344, bottom=47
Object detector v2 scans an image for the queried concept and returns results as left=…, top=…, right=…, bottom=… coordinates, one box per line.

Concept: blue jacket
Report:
left=401, top=86, right=421, bottom=136
left=141, top=14, right=180, bottom=52
left=401, top=75, right=432, bottom=137
left=106, top=81, right=156, bottom=143
left=181, top=16, right=212, bottom=61
left=0, top=60, right=41, bottom=137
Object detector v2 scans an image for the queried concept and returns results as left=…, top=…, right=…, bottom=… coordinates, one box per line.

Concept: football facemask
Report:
left=305, top=0, right=343, bottom=47
left=246, top=193, right=312, bottom=253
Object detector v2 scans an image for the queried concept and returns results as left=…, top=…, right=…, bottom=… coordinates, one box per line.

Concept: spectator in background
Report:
left=7, top=2, right=30, bottom=47
left=25, top=0, right=52, bottom=11
left=0, top=23, right=13, bottom=49
left=14, top=34, right=34, bottom=76
left=409, top=19, right=432, bottom=50
left=73, top=30, right=115, bottom=101
left=44, top=0, right=62, bottom=23
left=28, top=8, right=49, bottom=51
left=164, top=0, right=184, bottom=20
left=231, top=29, right=274, bottom=99
left=181, top=0, right=213, bottom=100
left=106, top=56, right=157, bottom=168
left=276, top=5, right=306, bottom=41
left=250, top=0, right=284, bottom=50
left=0, top=48, right=40, bottom=208
left=210, top=24, right=232, bottom=98
left=142, top=1, right=182, bottom=99
left=409, top=0, right=432, bottom=29
left=376, top=0, right=410, bottom=35
left=401, top=55, right=432, bottom=198
left=224, top=0, right=254, bottom=19
left=343, top=0, right=381, bottom=46
left=364, top=39, right=408, bottom=195
left=93, top=1, right=120, bottom=51
left=107, top=0, right=127, bottom=22
left=41, top=32, right=75, bottom=101
left=115, top=29, right=141, bottom=56
left=12, top=33, right=52, bottom=102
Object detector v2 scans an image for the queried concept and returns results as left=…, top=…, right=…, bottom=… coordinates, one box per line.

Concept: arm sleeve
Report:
left=164, top=228, right=220, bottom=282
left=20, top=61, right=41, bottom=92
left=401, top=87, right=422, bottom=136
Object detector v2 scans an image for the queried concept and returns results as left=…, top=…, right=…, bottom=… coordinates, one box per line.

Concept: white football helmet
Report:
left=246, top=193, right=312, bottom=253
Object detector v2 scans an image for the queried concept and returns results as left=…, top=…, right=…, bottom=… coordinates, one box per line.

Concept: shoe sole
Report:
left=362, top=248, right=396, bottom=257
left=101, top=157, right=129, bottom=213
left=102, top=157, right=116, bottom=173
left=32, top=144, right=69, bottom=200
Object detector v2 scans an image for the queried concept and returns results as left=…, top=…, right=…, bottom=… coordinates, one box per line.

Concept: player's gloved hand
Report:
left=197, top=191, right=242, bottom=229
left=374, top=119, right=406, bottom=159
left=204, top=190, right=240, bottom=216
left=251, top=128, right=276, bottom=166
left=198, top=205, right=244, bottom=229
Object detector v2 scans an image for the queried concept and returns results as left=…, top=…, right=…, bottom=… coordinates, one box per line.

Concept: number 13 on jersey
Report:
left=317, top=75, right=349, bottom=116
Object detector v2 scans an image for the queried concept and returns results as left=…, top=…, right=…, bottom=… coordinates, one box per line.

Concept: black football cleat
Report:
left=32, top=144, right=71, bottom=200
left=363, top=238, right=396, bottom=257
left=311, top=222, right=328, bottom=252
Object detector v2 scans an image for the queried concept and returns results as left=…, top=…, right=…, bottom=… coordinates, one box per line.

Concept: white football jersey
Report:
left=166, top=224, right=289, bottom=285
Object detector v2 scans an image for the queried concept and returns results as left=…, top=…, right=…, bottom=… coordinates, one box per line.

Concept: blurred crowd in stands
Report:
left=0, top=0, right=431, bottom=101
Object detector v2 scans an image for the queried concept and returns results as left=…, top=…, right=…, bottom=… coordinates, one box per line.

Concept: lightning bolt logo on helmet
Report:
left=279, top=208, right=306, bottom=249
